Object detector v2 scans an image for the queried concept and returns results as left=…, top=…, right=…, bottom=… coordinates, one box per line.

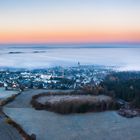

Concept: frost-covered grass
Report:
left=0, top=88, right=19, bottom=100
left=37, top=95, right=112, bottom=104
left=35, top=94, right=116, bottom=114
left=4, top=108, right=140, bottom=140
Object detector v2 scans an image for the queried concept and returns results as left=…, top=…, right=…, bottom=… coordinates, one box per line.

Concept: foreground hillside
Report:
left=3, top=89, right=140, bottom=140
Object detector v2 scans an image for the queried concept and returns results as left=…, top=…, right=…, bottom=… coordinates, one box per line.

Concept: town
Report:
left=0, top=65, right=114, bottom=91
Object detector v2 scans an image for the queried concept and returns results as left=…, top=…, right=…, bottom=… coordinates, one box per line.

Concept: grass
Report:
left=31, top=92, right=120, bottom=114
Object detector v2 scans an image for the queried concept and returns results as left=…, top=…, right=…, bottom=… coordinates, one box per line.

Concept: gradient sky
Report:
left=0, top=0, right=140, bottom=43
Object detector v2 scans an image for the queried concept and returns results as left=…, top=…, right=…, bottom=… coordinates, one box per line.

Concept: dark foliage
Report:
left=101, top=72, right=140, bottom=108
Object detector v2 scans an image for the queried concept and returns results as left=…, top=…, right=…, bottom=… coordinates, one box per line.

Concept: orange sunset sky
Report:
left=0, top=0, right=140, bottom=44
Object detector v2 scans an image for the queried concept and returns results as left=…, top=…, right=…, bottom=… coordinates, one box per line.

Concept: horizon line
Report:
left=0, top=42, right=140, bottom=45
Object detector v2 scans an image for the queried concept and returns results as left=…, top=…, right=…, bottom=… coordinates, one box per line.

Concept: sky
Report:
left=0, top=0, right=140, bottom=44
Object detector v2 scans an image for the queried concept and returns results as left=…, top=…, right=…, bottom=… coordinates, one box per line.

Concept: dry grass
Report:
left=31, top=92, right=120, bottom=114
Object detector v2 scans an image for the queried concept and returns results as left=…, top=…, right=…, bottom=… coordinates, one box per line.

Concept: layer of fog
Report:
left=0, top=47, right=140, bottom=71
